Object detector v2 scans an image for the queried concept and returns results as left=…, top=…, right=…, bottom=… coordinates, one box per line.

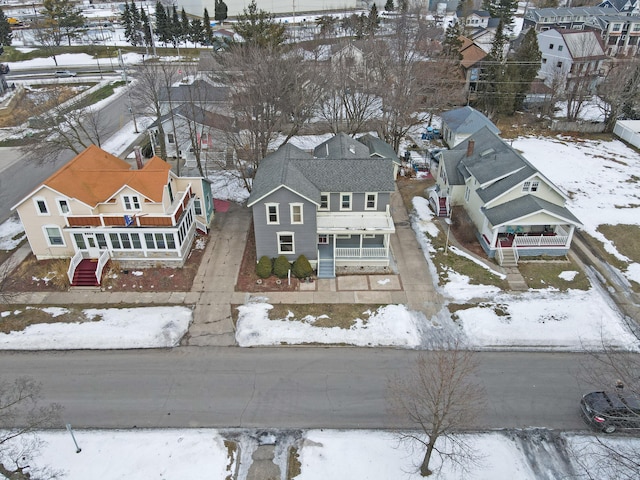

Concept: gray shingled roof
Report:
left=248, top=138, right=396, bottom=206
left=482, top=195, right=582, bottom=226
left=440, top=151, right=466, bottom=185
left=159, top=80, right=229, bottom=103
left=453, top=127, right=525, bottom=185
left=314, top=132, right=370, bottom=158
left=357, top=134, right=401, bottom=165
left=476, top=164, right=537, bottom=202
left=440, top=106, right=500, bottom=136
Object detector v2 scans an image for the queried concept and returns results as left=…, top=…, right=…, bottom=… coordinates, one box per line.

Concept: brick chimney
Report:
left=134, top=146, right=144, bottom=170
left=466, top=139, right=475, bottom=157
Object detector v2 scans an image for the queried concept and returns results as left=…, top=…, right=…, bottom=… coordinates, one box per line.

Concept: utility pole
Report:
left=119, top=49, right=139, bottom=133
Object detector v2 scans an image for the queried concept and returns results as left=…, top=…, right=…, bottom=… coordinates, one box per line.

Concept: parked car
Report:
left=580, top=391, right=640, bottom=433
left=0, top=64, right=9, bottom=74
left=55, top=70, right=76, bottom=78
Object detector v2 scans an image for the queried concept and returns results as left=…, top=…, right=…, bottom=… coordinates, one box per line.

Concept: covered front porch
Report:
left=316, top=212, right=395, bottom=278
left=480, top=223, right=577, bottom=266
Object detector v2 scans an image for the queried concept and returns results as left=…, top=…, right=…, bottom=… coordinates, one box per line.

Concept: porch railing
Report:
left=335, top=247, right=387, bottom=258
left=95, top=250, right=110, bottom=283
left=513, top=234, right=569, bottom=247
left=67, top=250, right=83, bottom=283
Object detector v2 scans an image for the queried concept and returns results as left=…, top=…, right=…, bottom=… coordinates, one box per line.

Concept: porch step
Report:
left=71, top=259, right=100, bottom=287
left=317, top=263, right=335, bottom=279
left=499, top=250, right=518, bottom=267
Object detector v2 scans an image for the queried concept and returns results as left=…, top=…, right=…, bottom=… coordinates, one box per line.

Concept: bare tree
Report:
left=388, top=342, right=486, bottom=477
left=219, top=45, right=323, bottom=190
left=318, top=44, right=379, bottom=135
left=0, top=377, right=62, bottom=480
left=23, top=84, right=110, bottom=164
left=596, top=58, right=640, bottom=131
left=132, top=62, right=183, bottom=163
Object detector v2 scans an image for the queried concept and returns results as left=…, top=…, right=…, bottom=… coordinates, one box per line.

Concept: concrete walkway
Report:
left=3, top=189, right=445, bottom=348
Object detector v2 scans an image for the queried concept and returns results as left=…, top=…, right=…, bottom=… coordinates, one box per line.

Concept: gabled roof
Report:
left=598, top=0, right=636, bottom=12
left=482, top=195, right=582, bottom=227
left=30, top=145, right=171, bottom=207
left=159, top=80, right=229, bottom=103
left=459, top=36, right=488, bottom=68
left=314, top=132, right=370, bottom=158
left=357, top=133, right=401, bottom=165
left=173, top=104, right=236, bottom=131
left=555, top=30, right=607, bottom=60
left=248, top=137, right=396, bottom=207
left=441, top=106, right=500, bottom=136
left=446, top=128, right=571, bottom=208
left=524, top=6, right=610, bottom=21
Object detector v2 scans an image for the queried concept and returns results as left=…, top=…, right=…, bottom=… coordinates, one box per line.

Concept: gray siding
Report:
left=252, top=188, right=318, bottom=262
left=325, top=192, right=390, bottom=212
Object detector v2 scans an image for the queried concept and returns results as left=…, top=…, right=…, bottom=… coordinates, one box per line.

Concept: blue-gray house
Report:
left=440, top=106, right=500, bottom=148
left=247, top=134, right=398, bottom=278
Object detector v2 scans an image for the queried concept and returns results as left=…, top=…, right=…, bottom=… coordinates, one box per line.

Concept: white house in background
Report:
left=537, top=29, right=607, bottom=90
left=12, top=146, right=214, bottom=286
left=147, top=104, right=236, bottom=172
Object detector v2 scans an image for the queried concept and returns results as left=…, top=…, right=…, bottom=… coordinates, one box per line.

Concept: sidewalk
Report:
left=2, top=189, right=445, bottom=347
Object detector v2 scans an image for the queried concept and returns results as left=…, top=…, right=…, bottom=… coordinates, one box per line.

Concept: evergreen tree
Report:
left=442, top=22, right=463, bottom=59
left=170, top=5, right=180, bottom=46
left=478, top=21, right=515, bottom=117
left=511, top=27, right=541, bottom=111
left=121, top=1, right=133, bottom=44
left=234, top=0, right=286, bottom=48
left=215, top=0, right=228, bottom=23
left=482, top=0, right=517, bottom=28
left=140, top=7, right=152, bottom=47
left=0, top=8, right=12, bottom=46
left=189, top=18, right=203, bottom=46
left=155, top=1, right=170, bottom=44
left=42, top=0, right=86, bottom=47
left=367, top=3, right=379, bottom=35
left=203, top=8, right=213, bottom=45
left=180, top=7, right=190, bottom=43
left=384, top=0, right=394, bottom=11
left=130, top=0, right=143, bottom=46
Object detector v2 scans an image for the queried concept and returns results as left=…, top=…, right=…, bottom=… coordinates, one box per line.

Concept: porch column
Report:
left=359, top=234, right=363, bottom=258
left=490, top=228, right=499, bottom=248
left=384, top=234, right=390, bottom=258
left=566, top=225, right=575, bottom=248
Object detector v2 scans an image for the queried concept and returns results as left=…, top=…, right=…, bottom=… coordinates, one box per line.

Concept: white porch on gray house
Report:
left=316, top=211, right=395, bottom=278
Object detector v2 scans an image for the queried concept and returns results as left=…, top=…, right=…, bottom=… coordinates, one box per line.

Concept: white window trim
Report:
left=364, top=192, right=378, bottom=210
left=265, top=203, right=280, bottom=225
left=43, top=225, right=65, bottom=247
left=290, top=203, right=304, bottom=225
left=277, top=231, right=295, bottom=255
left=34, top=197, right=50, bottom=216
left=318, top=234, right=329, bottom=244
left=122, top=195, right=141, bottom=211
left=522, top=181, right=532, bottom=192
left=56, top=198, right=70, bottom=215
left=340, top=192, right=352, bottom=211
left=319, top=193, right=330, bottom=211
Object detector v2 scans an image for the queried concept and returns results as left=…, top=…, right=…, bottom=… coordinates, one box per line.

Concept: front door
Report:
left=73, top=233, right=101, bottom=258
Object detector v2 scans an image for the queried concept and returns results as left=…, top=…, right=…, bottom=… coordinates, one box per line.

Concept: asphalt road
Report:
left=0, top=348, right=595, bottom=431
left=0, top=92, right=134, bottom=224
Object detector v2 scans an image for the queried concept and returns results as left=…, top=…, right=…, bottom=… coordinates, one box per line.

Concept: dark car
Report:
left=580, top=391, right=640, bottom=434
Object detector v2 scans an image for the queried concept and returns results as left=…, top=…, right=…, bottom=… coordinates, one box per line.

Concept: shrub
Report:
left=256, top=256, right=272, bottom=279
left=292, top=254, right=313, bottom=279
left=273, top=255, right=291, bottom=278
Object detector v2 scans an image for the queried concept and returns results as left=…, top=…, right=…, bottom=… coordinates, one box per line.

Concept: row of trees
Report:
left=122, top=1, right=228, bottom=49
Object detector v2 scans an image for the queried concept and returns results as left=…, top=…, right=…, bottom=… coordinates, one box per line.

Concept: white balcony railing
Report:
left=335, top=247, right=387, bottom=258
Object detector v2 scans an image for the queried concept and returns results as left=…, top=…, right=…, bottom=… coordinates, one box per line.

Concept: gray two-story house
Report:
left=247, top=134, right=398, bottom=278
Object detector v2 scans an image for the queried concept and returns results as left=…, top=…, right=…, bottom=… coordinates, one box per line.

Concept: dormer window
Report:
left=122, top=195, right=141, bottom=210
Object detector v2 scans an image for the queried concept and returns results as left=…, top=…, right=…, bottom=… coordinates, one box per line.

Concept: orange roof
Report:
left=43, top=145, right=172, bottom=207
left=459, top=35, right=487, bottom=69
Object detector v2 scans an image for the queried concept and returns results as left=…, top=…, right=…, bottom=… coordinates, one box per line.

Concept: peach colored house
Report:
left=12, top=146, right=214, bottom=286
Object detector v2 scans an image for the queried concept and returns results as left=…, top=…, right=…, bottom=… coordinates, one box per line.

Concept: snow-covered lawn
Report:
left=6, top=428, right=636, bottom=480
left=0, top=307, right=191, bottom=350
